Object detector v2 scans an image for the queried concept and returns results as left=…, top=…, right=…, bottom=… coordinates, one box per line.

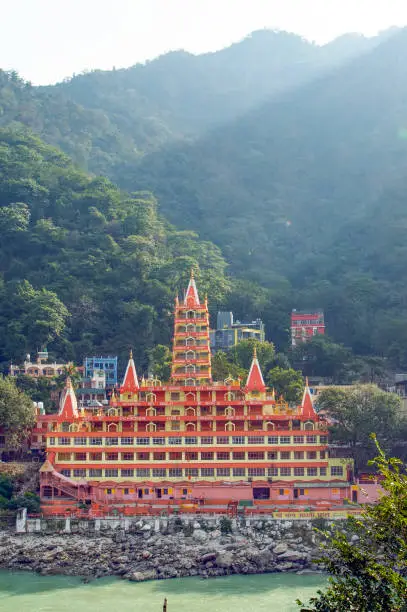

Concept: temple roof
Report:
left=121, top=350, right=139, bottom=392
left=184, top=268, right=200, bottom=307
left=58, top=377, right=79, bottom=418
left=245, top=348, right=266, bottom=392
left=301, top=378, right=316, bottom=418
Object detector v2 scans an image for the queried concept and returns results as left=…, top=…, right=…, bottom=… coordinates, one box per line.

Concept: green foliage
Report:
left=266, top=366, right=304, bottom=403
left=298, top=440, right=407, bottom=611
left=14, top=375, right=54, bottom=412
left=317, top=385, right=403, bottom=473
left=0, top=127, right=230, bottom=370
left=8, top=492, right=41, bottom=513
left=211, top=351, right=247, bottom=382
left=0, top=475, right=14, bottom=500
left=148, top=344, right=172, bottom=381
left=230, top=339, right=275, bottom=371
left=219, top=516, right=233, bottom=534
left=291, top=336, right=353, bottom=382
left=1, top=32, right=406, bottom=374
left=0, top=375, right=35, bottom=449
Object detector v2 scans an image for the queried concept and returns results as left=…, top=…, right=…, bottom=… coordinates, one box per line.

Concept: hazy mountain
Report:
left=0, top=29, right=384, bottom=176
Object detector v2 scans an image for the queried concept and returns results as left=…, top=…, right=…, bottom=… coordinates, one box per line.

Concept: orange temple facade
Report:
left=34, top=273, right=355, bottom=516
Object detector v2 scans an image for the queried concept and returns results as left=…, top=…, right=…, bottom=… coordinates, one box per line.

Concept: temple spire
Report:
left=301, top=377, right=316, bottom=418
left=121, top=349, right=139, bottom=392
left=184, top=268, right=200, bottom=306
left=245, top=347, right=266, bottom=392
left=58, top=376, right=79, bottom=418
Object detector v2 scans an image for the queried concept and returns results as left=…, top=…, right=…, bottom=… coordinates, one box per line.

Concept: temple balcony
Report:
left=174, top=316, right=207, bottom=324
left=172, top=358, right=210, bottom=365
left=175, top=331, right=209, bottom=338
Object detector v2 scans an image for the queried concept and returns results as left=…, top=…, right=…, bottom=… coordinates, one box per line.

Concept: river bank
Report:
left=0, top=516, right=329, bottom=581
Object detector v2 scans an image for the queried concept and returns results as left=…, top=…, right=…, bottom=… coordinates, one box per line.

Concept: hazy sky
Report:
left=2, top=0, right=407, bottom=85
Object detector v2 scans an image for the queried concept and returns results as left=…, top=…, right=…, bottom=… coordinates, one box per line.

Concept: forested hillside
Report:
left=0, top=30, right=382, bottom=176
left=126, top=28, right=407, bottom=362
left=1, top=28, right=407, bottom=371
left=0, top=127, right=229, bottom=370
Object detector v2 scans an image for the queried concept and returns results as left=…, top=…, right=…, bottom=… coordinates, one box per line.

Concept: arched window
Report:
left=224, top=406, right=235, bottom=417
left=186, top=350, right=196, bottom=360
left=185, top=391, right=196, bottom=401
left=146, top=392, right=156, bottom=403
left=186, top=378, right=196, bottom=386
left=107, top=408, right=118, bottom=417
left=225, top=421, right=235, bottom=431
left=146, top=422, right=156, bottom=432
left=187, top=310, right=196, bottom=319
left=186, top=323, right=196, bottom=333
left=185, top=364, right=195, bottom=374
left=304, top=421, right=315, bottom=430
left=146, top=407, right=157, bottom=416
left=266, top=421, right=275, bottom=431
left=186, top=337, right=195, bottom=347
left=69, top=423, right=79, bottom=432
left=224, top=391, right=235, bottom=401
left=186, top=422, right=196, bottom=431
left=107, top=423, right=118, bottom=432
left=185, top=407, right=196, bottom=416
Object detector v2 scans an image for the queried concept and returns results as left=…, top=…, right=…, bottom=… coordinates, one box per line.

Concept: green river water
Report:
left=0, top=571, right=326, bottom=612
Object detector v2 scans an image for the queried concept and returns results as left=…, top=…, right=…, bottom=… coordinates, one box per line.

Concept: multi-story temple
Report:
left=34, top=273, right=355, bottom=516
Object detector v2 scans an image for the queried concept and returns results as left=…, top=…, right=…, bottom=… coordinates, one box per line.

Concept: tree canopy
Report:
left=0, top=375, right=35, bottom=450
left=0, top=127, right=230, bottom=371
left=317, top=385, right=403, bottom=473
left=298, top=440, right=407, bottom=611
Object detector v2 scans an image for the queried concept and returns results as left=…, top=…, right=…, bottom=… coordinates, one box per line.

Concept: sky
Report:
left=2, top=0, right=407, bottom=85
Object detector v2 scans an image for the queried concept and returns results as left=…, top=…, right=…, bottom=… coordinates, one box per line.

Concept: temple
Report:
left=34, top=272, right=355, bottom=516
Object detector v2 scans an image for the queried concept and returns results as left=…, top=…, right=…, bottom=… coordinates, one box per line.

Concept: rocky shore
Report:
left=0, top=517, right=329, bottom=581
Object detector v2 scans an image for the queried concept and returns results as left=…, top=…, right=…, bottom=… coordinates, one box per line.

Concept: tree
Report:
left=211, top=351, right=247, bottom=382
left=298, top=440, right=407, bottom=611
left=231, top=339, right=275, bottom=371
left=54, top=363, right=82, bottom=390
left=317, top=385, right=402, bottom=474
left=0, top=376, right=35, bottom=450
left=15, top=374, right=54, bottom=412
left=266, top=366, right=304, bottom=403
left=148, top=344, right=172, bottom=381
left=291, top=336, right=352, bottom=382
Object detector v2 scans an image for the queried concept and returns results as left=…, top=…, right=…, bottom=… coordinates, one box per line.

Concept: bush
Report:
left=219, top=516, right=232, bottom=534
left=8, top=492, right=41, bottom=514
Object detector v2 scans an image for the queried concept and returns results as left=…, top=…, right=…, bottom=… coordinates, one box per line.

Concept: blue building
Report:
left=84, top=356, right=118, bottom=387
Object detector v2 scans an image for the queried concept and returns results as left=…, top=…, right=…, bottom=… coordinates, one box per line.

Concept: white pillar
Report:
left=16, top=507, right=27, bottom=533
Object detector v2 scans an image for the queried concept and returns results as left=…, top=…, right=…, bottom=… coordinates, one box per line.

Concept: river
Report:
left=0, top=570, right=326, bottom=611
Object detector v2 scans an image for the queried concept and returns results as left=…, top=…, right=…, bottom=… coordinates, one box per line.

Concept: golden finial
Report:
left=253, top=346, right=257, bottom=358
left=190, top=267, right=195, bottom=279
left=130, top=349, right=133, bottom=359
left=305, top=376, right=309, bottom=387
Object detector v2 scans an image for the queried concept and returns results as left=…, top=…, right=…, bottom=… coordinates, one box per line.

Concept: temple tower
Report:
left=171, top=270, right=212, bottom=386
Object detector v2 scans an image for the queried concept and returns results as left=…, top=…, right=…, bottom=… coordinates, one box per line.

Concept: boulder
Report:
left=216, top=551, right=234, bottom=568
left=192, top=529, right=207, bottom=543
left=278, top=550, right=308, bottom=562
left=273, top=542, right=288, bottom=555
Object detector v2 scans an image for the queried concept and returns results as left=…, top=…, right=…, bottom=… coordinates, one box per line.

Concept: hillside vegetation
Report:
left=1, top=28, right=407, bottom=371
left=0, top=127, right=229, bottom=370
left=0, top=30, right=382, bottom=175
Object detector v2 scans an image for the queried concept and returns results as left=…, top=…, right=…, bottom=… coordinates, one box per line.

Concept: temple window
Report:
left=304, top=421, right=315, bottom=430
